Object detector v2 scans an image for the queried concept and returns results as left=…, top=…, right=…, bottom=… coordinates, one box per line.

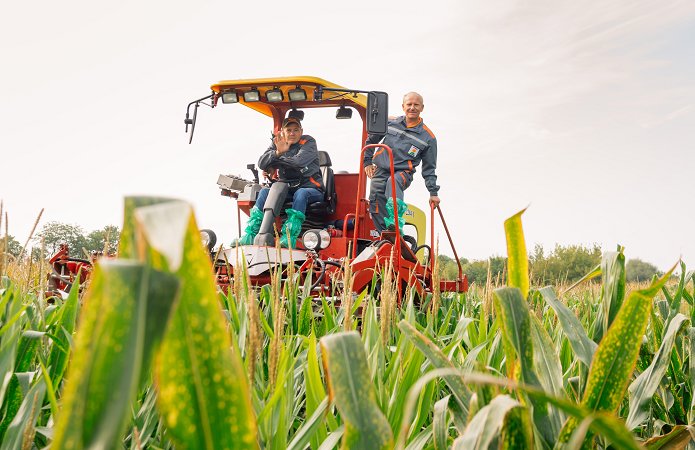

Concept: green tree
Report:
left=35, top=222, right=87, bottom=256
left=85, top=225, right=120, bottom=254
left=461, top=256, right=506, bottom=286
left=530, top=243, right=602, bottom=285
left=1, top=235, right=22, bottom=257
left=626, top=258, right=661, bottom=282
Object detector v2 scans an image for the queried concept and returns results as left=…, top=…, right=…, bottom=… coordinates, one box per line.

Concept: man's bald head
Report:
left=402, top=92, right=424, bottom=124
left=402, top=92, right=424, bottom=104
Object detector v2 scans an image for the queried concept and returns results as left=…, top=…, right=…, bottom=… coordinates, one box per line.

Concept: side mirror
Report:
left=366, top=91, right=388, bottom=134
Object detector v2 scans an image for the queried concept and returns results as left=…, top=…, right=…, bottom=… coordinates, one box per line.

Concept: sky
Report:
left=1, top=0, right=694, bottom=271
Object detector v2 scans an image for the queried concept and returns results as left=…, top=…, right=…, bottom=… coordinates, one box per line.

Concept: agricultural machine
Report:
left=45, top=244, right=96, bottom=298
left=186, top=77, right=468, bottom=300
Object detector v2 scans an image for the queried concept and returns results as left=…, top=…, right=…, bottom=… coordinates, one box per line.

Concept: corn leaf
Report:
left=557, top=267, right=675, bottom=445
left=452, top=395, right=529, bottom=449
left=644, top=424, right=695, bottom=449
left=0, top=377, right=45, bottom=450
left=540, top=286, right=597, bottom=368
left=627, top=313, right=689, bottom=429
left=51, top=261, right=179, bottom=449
left=432, top=395, right=451, bottom=450
left=125, top=198, right=259, bottom=450
left=287, top=397, right=330, bottom=450
left=592, top=248, right=626, bottom=343
left=503, top=208, right=529, bottom=299
left=398, top=320, right=472, bottom=416
left=493, top=287, right=558, bottom=446
left=47, top=279, right=80, bottom=388
left=320, top=331, right=393, bottom=450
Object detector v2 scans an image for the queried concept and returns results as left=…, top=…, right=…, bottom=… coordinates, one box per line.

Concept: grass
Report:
left=0, top=199, right=693, bottom=449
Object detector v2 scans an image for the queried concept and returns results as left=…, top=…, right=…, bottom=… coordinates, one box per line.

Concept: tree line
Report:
left=1, top=222, right=120, bottom=260
left=2, top=222, right=661, bottom=285
left=437, top=243, right=662, bottom=285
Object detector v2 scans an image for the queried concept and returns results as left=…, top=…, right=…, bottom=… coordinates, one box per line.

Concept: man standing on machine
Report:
left=363, top=92, right=440, bottom=233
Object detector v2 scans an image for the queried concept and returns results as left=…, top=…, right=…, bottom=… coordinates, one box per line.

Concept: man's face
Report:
left=283, top=124, right=303, bottom=144
left=402, top=94, right=424, bottom=121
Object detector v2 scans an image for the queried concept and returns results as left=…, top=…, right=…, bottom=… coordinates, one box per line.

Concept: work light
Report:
left=266, top=87, right=284, bottom=102
left=288, top=86, right=307, bottom=102
left=243, top=89, right=261, bottom=102
left=221, top=91, right=238, bottom=104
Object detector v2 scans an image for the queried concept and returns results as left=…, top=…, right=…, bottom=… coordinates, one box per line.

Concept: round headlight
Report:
left=319, top=229, right=331, bottom=249
left=302, top=230, right=320, bottom=250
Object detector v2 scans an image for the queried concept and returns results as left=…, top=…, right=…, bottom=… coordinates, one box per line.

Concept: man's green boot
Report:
left=233, top=206, right=263, bottom=246
left=384, top=198, right=407, bottom=234
left=279, top=208, right=306, bottom=248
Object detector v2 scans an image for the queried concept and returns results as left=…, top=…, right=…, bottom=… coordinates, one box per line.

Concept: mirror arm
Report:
left=184, top=93, right=214, bottom=144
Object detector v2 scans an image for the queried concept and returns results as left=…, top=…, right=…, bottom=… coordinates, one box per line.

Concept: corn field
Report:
left=0, top=197, right=693, bottom=449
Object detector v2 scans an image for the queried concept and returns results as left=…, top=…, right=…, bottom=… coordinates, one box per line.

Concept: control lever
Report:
left=247, top=164, right=260, bottom=184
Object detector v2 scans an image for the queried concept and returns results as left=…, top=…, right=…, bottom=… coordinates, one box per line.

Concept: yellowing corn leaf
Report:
left=121, top=197, right=259, bottom=450
left=51, top=261, right=179, bottom=449
left=556, top=267, right=675, bottom=447
left=503, top=208, right=529, bottom=299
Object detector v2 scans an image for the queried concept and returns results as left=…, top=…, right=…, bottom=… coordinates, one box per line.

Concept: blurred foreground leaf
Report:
left=52, top=261, right=179, bottom=449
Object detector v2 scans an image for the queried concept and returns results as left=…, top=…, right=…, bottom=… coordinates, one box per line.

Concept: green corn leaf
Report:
left=403, top=369, right=644, bottom=450
left=688, top=327, right=695, bottom=424
left=0, top=376, right=45, bottom=450
left=432, top=395, right=451, bottom=450
left=287, top=397, right=330, bottom=450
left=493, top=287, right=558, bottom=446
left=298, top=296, right=313, bottom=336
left=530, top=314, right=564, bottom=397
left=125, top=198, right=259, bottom=450
left=503, top=208, right=529, bottom=299
left=318, top=425, right=345, bottom=450
left=644, top=424, right=695, bottom=449
left=557, top=267, right=675, bottom=445
left=627, top=313, right=689, bottom=429
left=398, top=320, right=472, bottom=416
left=500, top=401, right=534, bottom=450
left=452, top=395, right=529, bottom=449
left=592, top=248, right=626, bottom=343
left=0, top=286, right=24, bottom=404
left=320, top=331, right=393, bottom=450
left=47, top=279, right=80, bottom=388
left=540, top=286, right=597, bottom=368
left=51, top=261, right=179, bottom=449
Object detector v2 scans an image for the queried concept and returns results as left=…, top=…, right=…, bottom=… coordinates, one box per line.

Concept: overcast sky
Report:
left=2, top=0, right=693, bottom=271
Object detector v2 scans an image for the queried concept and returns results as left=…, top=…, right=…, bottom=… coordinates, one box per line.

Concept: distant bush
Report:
left=626, top=258, right=661, bottom=282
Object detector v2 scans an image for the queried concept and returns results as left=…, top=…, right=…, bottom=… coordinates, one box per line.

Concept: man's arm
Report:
left=258, top=144, right=278, bottom=172
left=363, top=132, right=385, bottom=168
left=421, top=138, right=440, bottom=199
left=276, top=136, right=319, bottom=170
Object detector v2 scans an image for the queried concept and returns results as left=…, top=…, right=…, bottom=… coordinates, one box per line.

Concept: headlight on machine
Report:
left=302, top=229, right=331, bottom=250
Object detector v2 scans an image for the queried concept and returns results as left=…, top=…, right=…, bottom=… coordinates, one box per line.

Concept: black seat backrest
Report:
left=318, top=151, right=337, bottom=215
